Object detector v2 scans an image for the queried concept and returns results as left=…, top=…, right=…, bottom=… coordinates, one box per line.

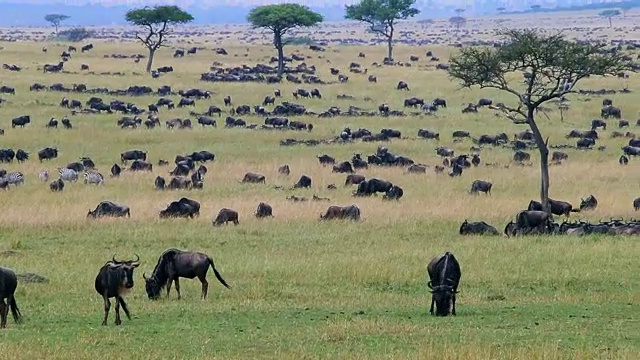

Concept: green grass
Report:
left=0, top=21, right=639, bottom=359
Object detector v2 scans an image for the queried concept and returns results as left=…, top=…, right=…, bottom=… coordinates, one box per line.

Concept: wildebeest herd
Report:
left=1, top=27, right=639, bottom=332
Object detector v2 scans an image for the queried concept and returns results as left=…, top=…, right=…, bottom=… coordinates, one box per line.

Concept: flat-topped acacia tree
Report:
left=247, top=4, right=323, bottom=77
left=345, top=0, right=420, bottom=61
left=448, top=30, right=630, bottom=213
left=125, top=5, right=194, bottom=73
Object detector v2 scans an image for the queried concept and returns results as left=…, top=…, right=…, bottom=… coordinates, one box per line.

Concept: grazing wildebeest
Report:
left=294, top=175, right=312, bottom=188
left=396, top=81, right=409, bottom=90
left=619, top=155, right=629, bottom=165
left=459, top=220, right=499, bottom=235
left=110, top=164, right=121, bottom=177
left=159, top=198, right=200, bottom=218
left=49, top=178, right=64, bottom=192
left=155, top=176, right=166, bottom=190
left=87, top=201, right=130, bottom=219
left=622, top=146, right=640, bottom=156
left=634, top=197, right=640, bottom=211
left=505, top=210, right=553, bottom=236
left=528, top=199, right=579, bottom=217
left=354, top=178, right=393, bottom=196
left=255, top=202, right=273, bottom=218
left=11, top=115, right=30, bottom=128
left=0, top=266, right=22, bottom=328
left=469, top=180, right=492, bottom=195
left=94, top=255, right=140, bottom=325
left=278, top=164, right=290, bottom=175
left=121, top=150, right=147, bottom=164
left=212, top=208, right=239, bottom=226
left=579, top=195, right=598, bottom=211
left=552, top=151, right=569, bottom=162
left=332, top=161, right=354, bottom=174
left=319, top=205, right=361, bottom=221
left=426, top=252, right=461, bottom=316
left=242, top=172, right=266, bottom=183
left=143, top=248, right=230, bottom=300
left=418, top=129, right=440, bottom=140
left=383, top=185, right=404, bottom=200
left=317, top=154, right=335, bottom=165
left=345, top=174, right=366, bottom=186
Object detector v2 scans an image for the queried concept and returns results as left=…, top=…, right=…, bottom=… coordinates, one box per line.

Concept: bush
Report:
left=282, top=36, right=315, bottom=46
left=57, top=27, right=95, bottom=42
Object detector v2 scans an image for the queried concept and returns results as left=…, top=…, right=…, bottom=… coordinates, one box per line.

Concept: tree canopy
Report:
left=599, top=9, right=621, bottom=27
left=44, top=14, right=70, bottom=34
left=125, top=5, right=194, bottom=72
left=247, top=4, right=323, bottom=76
left=448, top=29, right=631, bottom=212
left=449, top=16, right=467, bottom=30
left=345, top=0, right=420, bottom=60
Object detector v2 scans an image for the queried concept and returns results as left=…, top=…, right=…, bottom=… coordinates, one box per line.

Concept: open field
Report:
left=0, top=11, right=639, bottom=359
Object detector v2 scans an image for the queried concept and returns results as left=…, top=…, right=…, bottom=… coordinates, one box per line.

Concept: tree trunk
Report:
left=387, top=26, right=394, bottom=60
left=527, top=108, right=550, bottom=214
left=275, top=33, right=284, bottom=77
left=609, top=17, right=612, bottom=28
left=146, top=48, right=155, bottom=73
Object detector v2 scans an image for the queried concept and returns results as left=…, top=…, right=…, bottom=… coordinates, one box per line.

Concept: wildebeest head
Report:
left=110, top=254, right=140, bottom=291
left=142, top=273, right=162, bottom=300
left=427, top=281, right=456, bottom=316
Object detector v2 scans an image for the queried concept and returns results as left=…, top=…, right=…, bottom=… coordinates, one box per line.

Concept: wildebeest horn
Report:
left=112, top=254, right=119, bottom=263
left=133, top=253, right=140, bottom=262
left=427, top=281, right=432, bottom=289
left=142, top=272, right=147, bottom=280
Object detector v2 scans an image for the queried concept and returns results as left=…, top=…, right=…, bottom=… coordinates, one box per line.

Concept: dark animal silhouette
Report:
left=427, top=252, right=461, bottom=316
left=143, top=249, right=230, bottom=300
left=0, top=266, right=22, bottom=328
left=94, top=255, right=140, bottom=325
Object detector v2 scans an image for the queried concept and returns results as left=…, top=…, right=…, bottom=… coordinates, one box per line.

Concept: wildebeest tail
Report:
left=9, top=295, right=22, bottom=323
left=208, top=257, right=231, bottom=289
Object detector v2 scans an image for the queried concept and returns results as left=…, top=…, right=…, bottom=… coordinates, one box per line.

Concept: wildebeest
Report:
left=426, top=252, right=461, bottom=316
left=241, top=172, right=266, bottom=183
left=143, top=248, right=230, bottom=300
left=87, top=201, right=130, bottom=219
left=528, top=199, right=579, bottom=217
left=0, top=266, right=22, bottom=328
left=110, top=164, right=121, bottom=177
left=11, top=115, right=30, bottom=128
left=49, top=178, right=64, bottom=192
left=459, top=220, right=499, bottom=235
left=94, top=255, right=140, bottom=325
left=317, top=154, right=335, bottom=165
left=159, top=198, right=200, bottom=218
left=255, top=202, right=273, bottom=218
left=332, top=161, right=354, bottom=174
left=212, top=208, right=239, bottom=226
left=294, top=175, right=312, bottom=188
left=121, top=150, right=147, bottom=164
left=345, top=174, right=366, bottom=186
left=505, top=210, right=553, bottom=236
left=354, top=178, right=393, bottom=196
left=38, top=147, right=58, bottom=162
left=579, top=195, right=598, bottom=211
left=469, top=180, right=492, bottom=195
left=278, top=164, right=290, bottom=175
left=383, top=185, right=404, bottom=200
left=319, top=205, right=361, bottom=221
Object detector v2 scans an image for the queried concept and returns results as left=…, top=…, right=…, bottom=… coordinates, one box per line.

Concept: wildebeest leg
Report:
left=174, top=278, right=181, bottom=300
left=233, top=219, right=239, bottom=225
left=429, top=296, right=435, bottom=315
left=118, top=297, right=131, bottom=320
left=0, top=299, right=7, bottom=328
left=166, top=277, right=173, bottom=298
left=198, top=274, right=209, bottom=300
left=114, top=297, right=122, bottom=325
left=452, top=295, right=457, bottom=316
left=102, top=295, right=110, bottom=326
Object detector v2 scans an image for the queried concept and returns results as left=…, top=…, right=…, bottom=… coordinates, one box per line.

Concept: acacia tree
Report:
left=45, top=14, right=70, bottom=35
left=448, top=30, right=630, bottom=213
left=125, top=5, right=194, bottom=73
left=345, top=0, right=420, bottom=61
left=247, top=4, right=323, bottom=77
left=599, top=9, right=621, bottom=28
left=449, top=16, right=467, bottom=31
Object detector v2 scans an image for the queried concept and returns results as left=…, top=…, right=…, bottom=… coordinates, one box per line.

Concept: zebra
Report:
left=58, top=167, right=78, bottom=182
left=84, top=171, right=104, bottom=185
left=38, top=170, right=49, bottom=182
left=1, top=171, right=24, bottom=186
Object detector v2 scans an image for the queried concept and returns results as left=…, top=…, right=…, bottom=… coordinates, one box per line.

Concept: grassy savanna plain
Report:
left=0, top=15, right=639, bottom=359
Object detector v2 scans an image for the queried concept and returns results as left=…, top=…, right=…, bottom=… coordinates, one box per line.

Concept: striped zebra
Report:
left=58, top=167, right=78, bottom=182
left=1, top=171, right=24, bottom=186
left=84, top=171, right=104, bottom=185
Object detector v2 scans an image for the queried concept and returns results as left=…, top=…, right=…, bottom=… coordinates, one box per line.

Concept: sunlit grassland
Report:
left=0, top=21, right=639, bottom=359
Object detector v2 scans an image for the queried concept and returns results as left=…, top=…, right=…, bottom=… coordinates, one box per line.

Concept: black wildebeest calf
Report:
left=94, top=255, right=140, bottom=325
left=427, top=252, right=461, bottom=316
left=0, top=266, right=23, bottom=328
left=143, top=248, right=230, bottom=300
